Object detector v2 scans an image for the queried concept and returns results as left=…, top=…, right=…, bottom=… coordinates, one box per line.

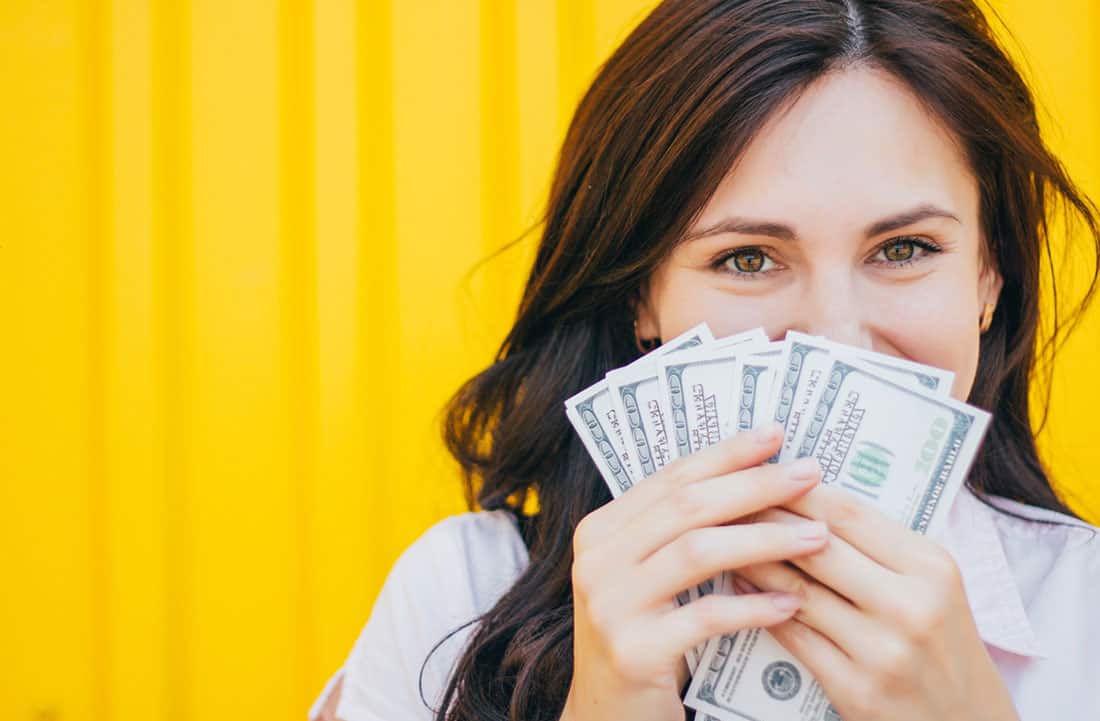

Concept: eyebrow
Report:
left=682, top=203, right=961, bottom=243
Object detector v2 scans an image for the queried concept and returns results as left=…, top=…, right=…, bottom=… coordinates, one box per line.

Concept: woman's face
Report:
left=636, top=66, right=1002, bottom=402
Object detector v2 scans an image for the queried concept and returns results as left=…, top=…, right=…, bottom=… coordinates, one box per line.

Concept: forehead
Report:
left=699, top=65, right=979, bottom=231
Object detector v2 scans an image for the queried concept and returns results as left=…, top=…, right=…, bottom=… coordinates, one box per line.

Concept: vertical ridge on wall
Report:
left=390, top=1, right=482, bottom=529
left=314, top=0, right=374, bottom=694
left=356, top=0, right=399, bottom=580
left=107, top=0, right=164, bottom=718
left=279, top=0, right=320, bottom=715
left=479, top=0, right=523, bottom=350
left=151, top=0, right=195, bottom=718
left=556, top=0, right=596, bottom=140
left=81, top=0, right=113, bottom=720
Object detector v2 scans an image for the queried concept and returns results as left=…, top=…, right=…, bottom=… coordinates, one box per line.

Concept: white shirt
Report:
left=308, top=486, right=1100, bottom=720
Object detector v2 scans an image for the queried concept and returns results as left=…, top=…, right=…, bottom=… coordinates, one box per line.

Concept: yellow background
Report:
left=1, top=1, right=1097, bottom=720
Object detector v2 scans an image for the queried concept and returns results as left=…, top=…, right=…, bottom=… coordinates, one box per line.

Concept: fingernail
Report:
left=788, top=456, right=820, bottom=482
left=795, top=520, right=828, bottom=542
left=770, top=593, right=801, bottom=613
left=753, top=422, right=782, bottom=444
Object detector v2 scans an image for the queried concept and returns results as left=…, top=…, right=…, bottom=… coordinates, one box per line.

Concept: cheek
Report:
left=873, top=279, right=982, bottom=402
left=653, top=275, right=771, bottom=339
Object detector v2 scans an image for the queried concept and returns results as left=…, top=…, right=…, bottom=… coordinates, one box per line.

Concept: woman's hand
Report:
left=561, top=423, right=828, bottom=721
left=733, top=484, right=1020, bottom=721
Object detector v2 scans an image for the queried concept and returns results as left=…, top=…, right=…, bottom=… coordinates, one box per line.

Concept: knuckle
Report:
left=846, top=677, right=879, bottom=719
left=924, top=546, right=963, bottom=583
left=668, top=485, right=707, bottom=522
left=656, top=455, right=696, bottom=489
left=692, top=596, right=728, bottom=637
left=584, top=593, right=619, bottom=634
left=896, top=597, right=945, bottom=639
left=605, top=631, right=644, bottom=679
left=572, top=512, right=602, bottom=552
left=872, top=639, right=914, bottom=687
left=571, top=552, right=601, bottom=598
left=825, top=490, right=864, bottom=533
left=772, top=569, right=810, bottom=599
left=679, top=529, right=714, bottom=567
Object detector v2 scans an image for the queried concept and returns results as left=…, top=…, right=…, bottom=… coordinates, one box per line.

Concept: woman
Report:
left=311, top=1, right=1100, bottom=719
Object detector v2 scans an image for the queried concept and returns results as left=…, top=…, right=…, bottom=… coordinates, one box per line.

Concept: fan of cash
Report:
left=564, top=323, right=991, bottom=721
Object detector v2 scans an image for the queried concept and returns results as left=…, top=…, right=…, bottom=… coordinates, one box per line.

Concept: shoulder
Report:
left=390, top=509, right=531, bottom=611
left=981, top=493, right=1100, bottom=561
left=976, top=491, right=1100, bottom=608
left=369, top=509, right=531, bottom=662
left=308, top=510, right=529, bottom=721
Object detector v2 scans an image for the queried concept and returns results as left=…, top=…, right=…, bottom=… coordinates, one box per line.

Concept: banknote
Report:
left=565, top=325, right=990, bottom=718
left=657, top=329, right=768, bottom=459
left=726, top=342, right=783, bottom=437
left=564, top=379, right=638, bottom=497
left=605, top=323, right=715, bottom=479
left=766, top=332, right=956, bottom=462
left=684, top=359, right=990, bottom=721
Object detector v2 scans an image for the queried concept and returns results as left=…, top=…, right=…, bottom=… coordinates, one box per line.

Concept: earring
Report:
left=979, top=303, right=995, bottom=333
left=633, top=320, right=659, bottom=353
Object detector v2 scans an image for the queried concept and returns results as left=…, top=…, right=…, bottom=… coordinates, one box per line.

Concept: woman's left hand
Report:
left=733, top=484, right=1021, bottom=721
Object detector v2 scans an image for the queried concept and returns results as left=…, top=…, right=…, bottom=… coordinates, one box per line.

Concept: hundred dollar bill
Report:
left=685, top=360, right=990, bottom=721
left=605, top=323, right=715, bottom=479
left=564, top=379, right=638, bottom=497
left=766, top=332, right=956, bottom=462
left=726, top=342, right=783, bottom=437
left=657, top=329, right=768, bottom=459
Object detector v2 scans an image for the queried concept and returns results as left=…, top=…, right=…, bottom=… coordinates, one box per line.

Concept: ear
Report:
left=633, top=282, right=661, bottom=342
left=978, top=256, right=1004, bottom=309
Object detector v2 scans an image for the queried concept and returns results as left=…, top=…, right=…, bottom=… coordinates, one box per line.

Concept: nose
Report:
left=790, top=273, right=873, bottom=349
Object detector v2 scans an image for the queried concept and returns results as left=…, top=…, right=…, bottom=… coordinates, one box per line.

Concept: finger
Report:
left=781, top=484, right=930, bottom=573
left=635, top=521, right=830, bottom=608
left=734, top=562, right=892, bottom=665
left=571, top=423, right=784, bottom=552
left=754, top=507, right=900, bottom=613
left=650, top=590, right=803, bottom=664
left=610, top=456, right=822, bottom=563
left=575, top=422, right=785, bottom=554
left=766, top=618, right=859, bottom=702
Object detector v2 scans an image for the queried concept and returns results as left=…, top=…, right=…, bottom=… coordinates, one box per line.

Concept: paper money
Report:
left=605, top=323, right=715, bottom=479
left=657, top=329, right=768, bottom=459
left=564, top=325, right=991, bottom=721
left=726, top=342, right=783, bottom=436
left=768, top=332, right=956, bottom=462
left=684, top=358, right=990, bottom=721
left=564, top=379, right=638, bottom=497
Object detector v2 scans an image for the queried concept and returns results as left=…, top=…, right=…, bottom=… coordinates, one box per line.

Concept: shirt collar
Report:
left=939, top=485, right=1046, bottom=659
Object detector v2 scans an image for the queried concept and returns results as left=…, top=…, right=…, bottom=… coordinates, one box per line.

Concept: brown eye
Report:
left=732, top=248, right=766, bottom=272
left=883, top=239, right=915, bottom=262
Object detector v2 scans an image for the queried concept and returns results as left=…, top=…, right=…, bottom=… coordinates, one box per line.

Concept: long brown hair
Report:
left=433, top=1, right=1100, bottom=719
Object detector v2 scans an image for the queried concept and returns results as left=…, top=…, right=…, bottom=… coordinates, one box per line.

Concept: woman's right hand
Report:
left=561, top=422, right=827, bottom=721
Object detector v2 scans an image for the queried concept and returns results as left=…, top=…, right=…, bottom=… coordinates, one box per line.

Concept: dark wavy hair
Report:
left=431, top=1, right=1100, bottom=719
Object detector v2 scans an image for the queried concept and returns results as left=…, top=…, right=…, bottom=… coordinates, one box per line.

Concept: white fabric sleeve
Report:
left=308, top=512, right=528, bottom=721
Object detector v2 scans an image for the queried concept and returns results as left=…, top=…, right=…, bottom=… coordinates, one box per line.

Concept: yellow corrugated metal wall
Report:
left=0, top=1, right=1096, bottom=719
